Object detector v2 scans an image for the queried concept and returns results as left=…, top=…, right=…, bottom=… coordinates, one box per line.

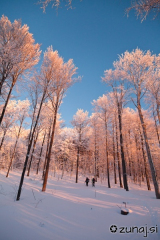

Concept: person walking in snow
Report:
left=92, top=177, right=95, bottom=187
left=85, top=177, right=89, bottom=186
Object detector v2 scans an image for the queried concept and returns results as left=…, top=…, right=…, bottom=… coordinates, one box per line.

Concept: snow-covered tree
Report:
left=92, top=95, right=113, bottom=188
left=103, top=69, right=130, bottom=191
left=146, top=69, right=160, bottom=126
left=6, top=99, right=30, bottom=177
left=89, top=113, right=102, bottom=180
left=41, top=47, right=78, bottom=192
left=0, top=15, right=41, bottom=126
left=71, top=109, right=90, bottom=183
left=111, top=48, right=160, bottom=199
left=16, top=46, right=77, bottom=199
left=0, top=100, right=18, bottom=150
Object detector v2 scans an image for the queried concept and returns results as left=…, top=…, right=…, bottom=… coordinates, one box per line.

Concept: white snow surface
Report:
left=0, top=171, right=160, bottom=240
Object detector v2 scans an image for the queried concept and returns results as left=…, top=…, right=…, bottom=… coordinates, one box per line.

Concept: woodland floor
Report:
left=0, top=170, right=160, bottom=240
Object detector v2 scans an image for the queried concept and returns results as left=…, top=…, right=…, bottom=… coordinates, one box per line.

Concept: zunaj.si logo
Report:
left=110, top=225, right=118, bottom=233
left=110, top=225, right=158, bottom=238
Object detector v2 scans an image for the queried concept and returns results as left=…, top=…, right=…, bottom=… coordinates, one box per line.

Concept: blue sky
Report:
left=0, top=0, right=160, bottom=127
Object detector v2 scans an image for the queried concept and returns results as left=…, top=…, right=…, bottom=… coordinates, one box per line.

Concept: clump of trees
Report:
left=0, top=15, right=78, bottom=201
left=0, top=15, right=160, bottom=200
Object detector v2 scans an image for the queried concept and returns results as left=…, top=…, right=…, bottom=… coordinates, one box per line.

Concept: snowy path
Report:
left=0, top=171, right=160, bottom=240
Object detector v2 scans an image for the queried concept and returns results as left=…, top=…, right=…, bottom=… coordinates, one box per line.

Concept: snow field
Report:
left=0, top=171, right=160, bottom=240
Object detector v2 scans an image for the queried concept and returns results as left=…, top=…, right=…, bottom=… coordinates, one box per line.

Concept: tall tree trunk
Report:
left=0, top=79, right=15, bottom=126
left=128, top=130, right=133, bottom=176
left=0, top=76, right=7, bottom=95
left=112, top=124, right=117, bottom=184
left=125, top=132, right=132, bottom=176
left=42, top=102, right=58, bottom=192
left=75, top=146, right=80, bottom=183
left=128, top=129, right=136, bottom=182
left=27, top=131, right=39, bottom=176
left=94, top=129, right=97, bottom=180
left=117, top=103, right=129, bottom=191
left=153, top=108, right=160, bottom=147
left=132, top=161, right=136, bottom=183
left=36, top=131, right=46, bottom=175
left=0, top=62, right=12, bottom=95
left=137, top=100, right=160, bottom=199
left=139, top=127, right=151, bottom=190
left=115, top=115, right=123, bottom=188
left=16, top=91, right=46, bottom=201
left=134, top=133, right=141, bottom=186
left=75, top=126, right=82, bottom=184
left=61, top=159, right=64, bottom=179
left=0, top=130, right=7, bottom=150
left=42, top=128, right=51, bottom=179
left=105, top=120, right=111, bottom=188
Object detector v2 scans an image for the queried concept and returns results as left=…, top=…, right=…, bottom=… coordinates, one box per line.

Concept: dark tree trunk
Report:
left=42, top=102, right=58, bottom=192
left=105, top=121, right=111, bottom=188
left=132, top=161, right=136, bottom=183
left=16, top=91, right=46, bottom=201
left=0, top=79, right=15, bottom=126
left=0, top=130, right=7, bottom=150
left=117, top=103, right=129, bottom=191
left=0, top=62, right=12, bottom=95
left=134, top=134, right=141, bottom=186
left=75, top=146, right=80, bottom=183
left=137, top=98, right=160, bottom=199
left=27, top=131, right=39, bottom=176
left=42, top=125, right=52, bottom=179
left=139, top=127, right=151, bottom=190
left=36, top=131, right=46, bottom=175
left=153, top=108, right=160, bottom=147
left=0, top=76, right=6, bottom=95
left=94, top=129, right=97, bottom=180
left=115, top=115, right=123, bottom=188
left=112, top=124, right=117, bottom=184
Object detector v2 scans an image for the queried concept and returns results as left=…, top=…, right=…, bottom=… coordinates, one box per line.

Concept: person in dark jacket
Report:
left=92, top=177, right=95, bottom=187
left=85, top=177, right=89, bottom=186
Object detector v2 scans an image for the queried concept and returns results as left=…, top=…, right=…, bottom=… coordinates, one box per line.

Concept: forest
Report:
left=0, top=15, right=160, bottom=202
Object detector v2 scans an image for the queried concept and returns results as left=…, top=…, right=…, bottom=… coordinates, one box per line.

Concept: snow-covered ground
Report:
left=0, top=171, right=160, bottom=240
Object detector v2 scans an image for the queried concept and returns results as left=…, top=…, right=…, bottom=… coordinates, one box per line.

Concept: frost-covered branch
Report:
left=127, top=0, right=160, bottom=20
left=38, top=0, right=74, bottom=12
